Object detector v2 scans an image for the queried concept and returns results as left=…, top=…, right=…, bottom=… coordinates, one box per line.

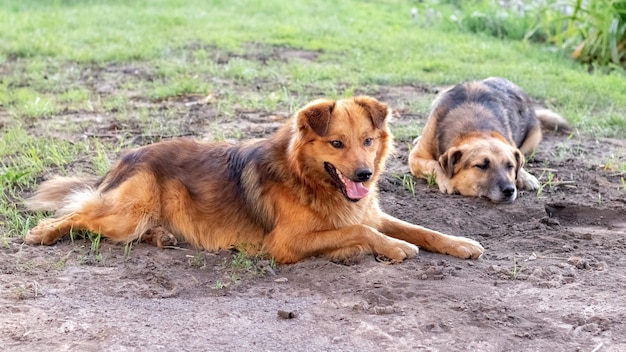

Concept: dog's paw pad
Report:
left=375, top=254, right=395, bottom=264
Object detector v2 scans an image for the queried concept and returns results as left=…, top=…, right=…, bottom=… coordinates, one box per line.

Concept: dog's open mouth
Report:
left=324, top=162, right=369, bottom=202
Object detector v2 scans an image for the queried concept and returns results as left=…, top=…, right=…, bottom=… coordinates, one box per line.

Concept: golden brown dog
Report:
left=25, top=96, right=483, bottom=263
left=409, top=77, right=570, bottom=203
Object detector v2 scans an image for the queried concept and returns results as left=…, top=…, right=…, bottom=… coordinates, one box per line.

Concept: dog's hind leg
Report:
left=24, top=202, right=152, bottom=246
left=25, top=174, right=160, bottom=246
left=514, top=125, right=541, bottom=191
left=517, top=125, right=542, bottom=156
left=24, top=215, right=78, bottom=245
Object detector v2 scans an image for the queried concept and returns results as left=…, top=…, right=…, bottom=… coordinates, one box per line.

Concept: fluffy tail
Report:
left=535, top=109, right=572, bottom=134
left=26, top=176, right=100, bottom=216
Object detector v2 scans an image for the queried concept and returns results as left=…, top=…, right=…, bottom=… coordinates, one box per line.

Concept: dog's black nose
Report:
left=355, top=168, right=373, bottom=182
left=502, top=185, right=516, bottom=198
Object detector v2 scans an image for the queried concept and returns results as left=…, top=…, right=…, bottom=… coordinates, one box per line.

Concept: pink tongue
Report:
left=345, top=179, right=369, bottom=199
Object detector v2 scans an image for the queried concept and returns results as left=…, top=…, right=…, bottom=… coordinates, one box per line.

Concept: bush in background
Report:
left=422, top=0, right=626, bottom=71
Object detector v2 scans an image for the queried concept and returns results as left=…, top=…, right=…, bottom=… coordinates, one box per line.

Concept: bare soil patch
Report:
left=2, top=53, right=626, bottom=351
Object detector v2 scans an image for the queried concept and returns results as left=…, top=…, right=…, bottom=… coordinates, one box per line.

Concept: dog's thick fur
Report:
left=409, top=77, right=570, bottom=203
left=25, top=96, right=483, bottom=263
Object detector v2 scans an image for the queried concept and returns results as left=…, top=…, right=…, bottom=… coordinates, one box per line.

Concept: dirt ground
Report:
left=2, top=56, right=626, bottom=351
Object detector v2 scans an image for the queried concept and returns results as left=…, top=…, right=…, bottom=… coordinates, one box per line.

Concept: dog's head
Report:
left=290, top=96, right=392, bottom=202
left=439, top=132, right=524, bottom=203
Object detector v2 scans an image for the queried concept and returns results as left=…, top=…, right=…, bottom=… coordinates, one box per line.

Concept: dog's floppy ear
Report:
left=298, top=99, right=335, bottom=136
left=438, top=148, right=463, bottom=179
left=513, top=150, right=525, bottom=179
left=354, top=96, right=390, bottom=129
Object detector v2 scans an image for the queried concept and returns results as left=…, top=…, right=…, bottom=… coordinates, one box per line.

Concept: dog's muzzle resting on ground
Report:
left=409, top=77, right=571, bottom=203
left=25, top=96, right=484, bottom=263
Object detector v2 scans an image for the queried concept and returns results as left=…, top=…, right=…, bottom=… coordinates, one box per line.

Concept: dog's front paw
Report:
left=444, top=237, right=484, bottom=259
left=430, top=167, right=457, bottom=194
left=517, top=168, right=540, bottom=191
left=436, top=177, right=456, bottom=194
left=375, top=237, right=419, bottom=264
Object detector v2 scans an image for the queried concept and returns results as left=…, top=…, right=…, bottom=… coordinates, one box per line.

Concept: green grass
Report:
left=2, top=1, right=625, bottom=123
left=402, top=174, right=417, bottom=196
left=212, top=250, right=276, bottom=289
left=89, top=232, right=103, bottom=262
left=510, top=257, right=527, bottom=280
left=536, top=170, right=556, bottom=197
left=533, top=0, right=626, bottom=69
left=425, top=172, right=439, bottom=189
left=187, top=252, right=207, bottom=268
left=1, top=0, right=625, bottom=241
left=431, top=0, right=626, bottom=70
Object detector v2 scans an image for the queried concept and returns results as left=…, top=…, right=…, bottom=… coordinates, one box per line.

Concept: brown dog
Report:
left=409, top=77, right=570, bottom=203
left=25, top=96, right=484, bottom=263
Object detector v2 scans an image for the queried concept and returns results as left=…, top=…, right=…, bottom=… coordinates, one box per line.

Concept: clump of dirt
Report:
left=2, top=50, right=626, bottom=351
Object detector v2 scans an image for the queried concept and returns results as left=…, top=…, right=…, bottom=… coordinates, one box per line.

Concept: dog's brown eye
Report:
left=506, top=162, right=514, bottom=170
left=475, top=160, right=489, bottom=170
left=363, top=138, right=373, bottom=146
left=330, top=140, right=344, bottom=149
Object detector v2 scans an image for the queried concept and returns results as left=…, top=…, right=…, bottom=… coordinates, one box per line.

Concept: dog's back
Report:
left=27, top=138, right=280, bottom=250
left=430, top=77, right=540, bottom=153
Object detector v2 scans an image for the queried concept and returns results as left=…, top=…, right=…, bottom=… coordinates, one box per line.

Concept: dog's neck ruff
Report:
left=323, top=162, right=369, bottom=202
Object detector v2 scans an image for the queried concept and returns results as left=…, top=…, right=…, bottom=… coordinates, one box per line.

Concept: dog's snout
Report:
left=355, top=168, right=373, bottom=182
left=502, top=185, right=516, bottom=198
